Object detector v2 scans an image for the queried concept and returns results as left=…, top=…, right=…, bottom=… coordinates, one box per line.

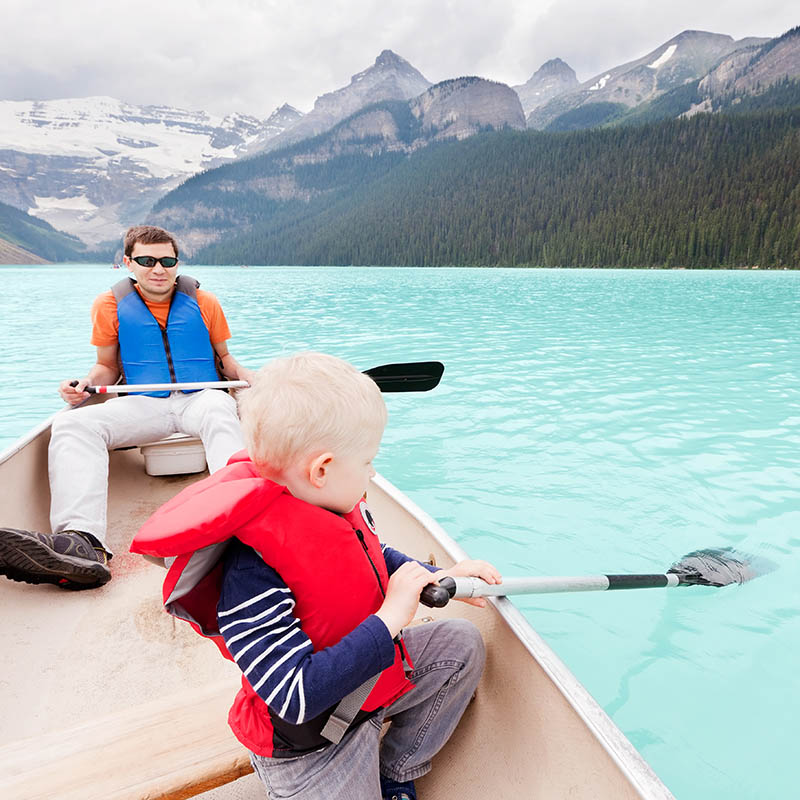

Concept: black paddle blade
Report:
left=362, top=361, right=444, bottom=393
left=668, top=547, right=776, bottom=587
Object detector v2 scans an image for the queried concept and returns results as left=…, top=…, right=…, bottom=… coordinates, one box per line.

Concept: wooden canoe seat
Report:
left=0, top=682, right=252, bottom=800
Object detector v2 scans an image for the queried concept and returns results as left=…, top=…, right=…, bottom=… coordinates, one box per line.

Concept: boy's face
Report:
left=320, top=428, right=382, bottom=514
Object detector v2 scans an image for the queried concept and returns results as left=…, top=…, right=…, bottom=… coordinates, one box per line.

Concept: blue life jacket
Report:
left=111, top=275, right=220, bottom=397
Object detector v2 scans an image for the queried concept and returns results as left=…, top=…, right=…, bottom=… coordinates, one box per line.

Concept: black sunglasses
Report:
left=130, top=255, right=179, bottom=268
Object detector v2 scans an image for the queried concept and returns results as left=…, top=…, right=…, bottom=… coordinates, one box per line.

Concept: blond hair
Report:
left=239, top=352, right=387, bottom=474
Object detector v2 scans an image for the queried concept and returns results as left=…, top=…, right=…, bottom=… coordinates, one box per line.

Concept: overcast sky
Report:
left=1, top=0, right=797, bottom=118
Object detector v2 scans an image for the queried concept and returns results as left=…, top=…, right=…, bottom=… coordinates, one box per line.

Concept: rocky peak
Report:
left=513, top=57, right=579, bottom=116
left=527, top=29, right=769, bottom=129
left=536, top=58, right=578, bottom=80
left=671, top=29, right=731, bottom=44
left=374, top=49, right=413, bottom=70
left=411, top=77, right=526, bottom=141
left=346, top=49, right=431, bottom=92
left=263, top=51, right=431, bottom=152
left=698, top=25, right=800, bottom=100
left=266, top=104, right=304, bottom=125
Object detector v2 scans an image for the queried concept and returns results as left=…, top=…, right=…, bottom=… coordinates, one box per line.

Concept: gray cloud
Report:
left=0, top=0, right=796, bottom=117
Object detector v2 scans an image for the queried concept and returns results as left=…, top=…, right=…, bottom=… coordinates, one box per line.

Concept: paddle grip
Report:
left=419, top=576, right=457, bottom=608
left=69, top=380, right=97, bottom=394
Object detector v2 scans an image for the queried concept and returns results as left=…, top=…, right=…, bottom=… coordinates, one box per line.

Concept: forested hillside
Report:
left=0, top=201, right=87, bottom=263
left=193, top=109, right=800, bottom=268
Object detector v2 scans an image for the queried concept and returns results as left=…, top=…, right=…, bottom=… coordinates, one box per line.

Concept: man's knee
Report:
left=50, top=406, right=104, bottom=441
left=191, top=389, right=239, bottom=419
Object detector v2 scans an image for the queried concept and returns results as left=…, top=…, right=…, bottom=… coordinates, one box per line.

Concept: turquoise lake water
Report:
left=1, top=265, right=798, bottom=798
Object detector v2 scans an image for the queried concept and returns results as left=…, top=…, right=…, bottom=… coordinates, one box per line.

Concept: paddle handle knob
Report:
left=419, top=577, right=457, bottom=608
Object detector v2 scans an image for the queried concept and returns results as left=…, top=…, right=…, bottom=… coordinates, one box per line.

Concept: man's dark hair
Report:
left=123, top=225, right=180, bottom=258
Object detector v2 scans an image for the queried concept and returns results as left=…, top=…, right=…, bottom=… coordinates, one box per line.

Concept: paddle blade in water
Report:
left=668, top=547, right=776, bottom=587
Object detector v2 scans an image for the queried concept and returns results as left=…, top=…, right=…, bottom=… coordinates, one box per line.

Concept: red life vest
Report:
left=131, top=451, right=413, bottom=755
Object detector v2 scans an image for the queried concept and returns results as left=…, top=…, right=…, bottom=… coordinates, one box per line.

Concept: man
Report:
left=0, top=225, right=254, bottom=590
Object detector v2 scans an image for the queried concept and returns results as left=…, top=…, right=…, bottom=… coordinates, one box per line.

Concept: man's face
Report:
left=124, top=241, right=179, bottom=301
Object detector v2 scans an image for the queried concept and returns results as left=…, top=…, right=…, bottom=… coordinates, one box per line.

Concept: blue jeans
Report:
left=250, top=618, right=485, bottom=799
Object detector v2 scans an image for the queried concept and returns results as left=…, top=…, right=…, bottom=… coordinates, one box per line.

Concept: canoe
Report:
left=0, top=405, right=674, bottom=800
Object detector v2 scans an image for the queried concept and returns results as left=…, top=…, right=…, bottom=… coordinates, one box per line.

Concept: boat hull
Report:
left=0, top=417, right=673, bottom=799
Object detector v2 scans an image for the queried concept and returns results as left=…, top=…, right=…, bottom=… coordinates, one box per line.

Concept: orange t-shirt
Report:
left=90, top=286, right=231, bottom=348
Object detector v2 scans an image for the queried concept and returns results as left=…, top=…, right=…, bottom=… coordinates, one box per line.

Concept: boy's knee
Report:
left=463, top=619, right=486, bottom=669
left=444, top=618, right=486, bottom=673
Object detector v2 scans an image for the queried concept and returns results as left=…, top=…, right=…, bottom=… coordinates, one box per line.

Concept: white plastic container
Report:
left=139, top=434, right=207, bottom=476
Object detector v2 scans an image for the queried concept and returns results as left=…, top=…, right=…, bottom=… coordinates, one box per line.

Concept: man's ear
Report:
left=307, top=452, right=334, bottom=489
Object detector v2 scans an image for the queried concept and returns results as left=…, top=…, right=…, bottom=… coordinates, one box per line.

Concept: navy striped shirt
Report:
left=217, top=539, right=437, bottom=725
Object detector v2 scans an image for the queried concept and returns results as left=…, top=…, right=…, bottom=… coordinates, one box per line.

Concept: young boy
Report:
left=132, top=352, right=501, bottom=800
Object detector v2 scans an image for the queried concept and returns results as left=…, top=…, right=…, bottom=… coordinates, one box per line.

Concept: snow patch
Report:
left=648, top=44, right=677, bottom=70
left=589, top=74, right=611, bottom=92
left=32, top=194, right=98, bottom=212
left=29, top=195, right=120, bottom=243
left=0, top=97, right=267, bottom=179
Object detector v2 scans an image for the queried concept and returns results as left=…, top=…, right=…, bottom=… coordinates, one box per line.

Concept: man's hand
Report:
left=238, top=366, right=257, bottom=385
left=215, top=348, right=255, bottom=384
left=59, top=378, right=90, bottom=406
left=375, top=561, right=438, bottom=637
left=436, top=559, right=503, bottom=608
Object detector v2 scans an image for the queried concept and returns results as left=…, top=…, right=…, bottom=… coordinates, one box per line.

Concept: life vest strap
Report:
left=320, top=673, right=381, bottom=744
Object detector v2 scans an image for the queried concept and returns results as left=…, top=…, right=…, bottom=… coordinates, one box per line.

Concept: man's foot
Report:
left=0, top=528, right=111, bottom=590
left=380, top=776, right=417, bottom=800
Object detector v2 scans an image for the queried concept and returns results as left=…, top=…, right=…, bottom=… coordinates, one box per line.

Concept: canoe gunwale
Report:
left=373, top=473, right=674, bottom=800
left=0, top=395, right=102, bottom=466
left=0, top=409, right=61, bottom=466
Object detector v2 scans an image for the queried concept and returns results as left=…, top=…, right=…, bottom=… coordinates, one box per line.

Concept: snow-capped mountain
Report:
left=0, top=97, right=301, bottom=243
left=2, top=29, right=797, bottom=255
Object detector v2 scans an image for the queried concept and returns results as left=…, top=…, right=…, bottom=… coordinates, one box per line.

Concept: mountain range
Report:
left=1, top=25, right=799, bottom=263
left=264, top=50, right=433, bottom=152
left=526, top=30, right=770, bottom=129
left=0, top=98, right=301, bottom=245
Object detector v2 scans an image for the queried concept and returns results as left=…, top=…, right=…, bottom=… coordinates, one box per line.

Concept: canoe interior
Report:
left=0, top=420, right=672, bottom=800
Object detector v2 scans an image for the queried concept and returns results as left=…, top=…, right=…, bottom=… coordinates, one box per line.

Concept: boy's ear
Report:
left=308, top=452, right=334, bottom=489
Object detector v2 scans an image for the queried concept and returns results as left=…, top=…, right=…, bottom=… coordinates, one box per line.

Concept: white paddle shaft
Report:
left=89, top=381, right=249, bottom=394
left=449, top=574, right=681, bottom=598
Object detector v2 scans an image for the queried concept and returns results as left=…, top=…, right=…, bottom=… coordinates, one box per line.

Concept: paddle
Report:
left=362, top=361, right=444, bottom=393
left=70, top=360, right=445, bottom=395
left=419, top=547, right=775, bottom=608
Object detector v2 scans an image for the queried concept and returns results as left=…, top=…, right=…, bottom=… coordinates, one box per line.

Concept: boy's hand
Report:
left=375, top=561, right=437, bottom=638
left=436, top=559, right=503, bottom=608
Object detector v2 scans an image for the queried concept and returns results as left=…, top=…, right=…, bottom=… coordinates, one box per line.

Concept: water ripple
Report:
left=1, top=265, right=799, bottom=799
